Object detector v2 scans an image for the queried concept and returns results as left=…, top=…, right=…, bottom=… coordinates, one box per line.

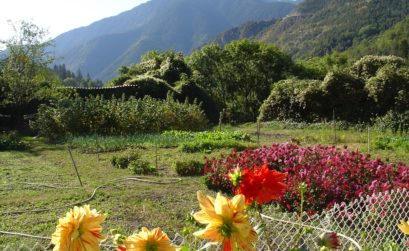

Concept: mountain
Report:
left=345, top=16, right=409, bottom=59
left=52, top=0, right=295, bottom=81
left=214, top=0, right=409, bottom=58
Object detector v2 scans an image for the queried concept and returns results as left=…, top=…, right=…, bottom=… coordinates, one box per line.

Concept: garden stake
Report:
left=155, top=140, right=158, bottom=170
left=367, top=126, right=370, bottom=154
left=95, top=134, right=100, bottom=162
left=257, top=120, right=260, bottom=146
left=68, top=147, right=83, bottom=187
left=332, top=108, right=337, bottom=145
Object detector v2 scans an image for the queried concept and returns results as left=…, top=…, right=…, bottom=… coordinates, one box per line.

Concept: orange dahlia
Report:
left=398, top=220, right=409, bottom=235
left=193, top=191, right=257, bottom=251
left=51, top=205, right=106, bottom=251
left=123, top=227, right=176, bottom=251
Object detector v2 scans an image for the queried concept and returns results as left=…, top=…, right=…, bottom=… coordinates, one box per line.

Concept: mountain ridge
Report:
left=52, top=0, right=295, bottom=81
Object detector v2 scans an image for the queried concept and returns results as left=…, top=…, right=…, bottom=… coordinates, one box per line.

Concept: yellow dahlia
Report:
left=193, top=191, right=257, bottom=251
left=51, top=205, right=106, bottom=251
left=398, top=220, right=409, bottom=235
left=124, top=227, right=176, bottom=251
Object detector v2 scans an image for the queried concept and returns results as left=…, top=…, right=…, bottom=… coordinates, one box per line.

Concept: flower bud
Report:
left=229, top=168, right=242, bottom=187
left=317, top=232, right=340, bottom=249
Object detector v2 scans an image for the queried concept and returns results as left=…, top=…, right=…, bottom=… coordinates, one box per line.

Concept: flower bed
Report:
left=204, top=143, right=409, bottom=213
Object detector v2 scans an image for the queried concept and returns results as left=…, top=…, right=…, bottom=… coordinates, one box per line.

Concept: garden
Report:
left=1, top=24, right=409, bottom=250
left=0, top=120, right=408, bottom=250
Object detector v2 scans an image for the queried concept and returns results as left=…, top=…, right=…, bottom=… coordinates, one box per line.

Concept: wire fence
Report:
left=1, top=188, right=408, bottom=250
left=181, top=188, right=409, bottom=250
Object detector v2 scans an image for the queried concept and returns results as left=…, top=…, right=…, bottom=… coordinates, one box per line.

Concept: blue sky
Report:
left=0, top=0, right=150, bottom=41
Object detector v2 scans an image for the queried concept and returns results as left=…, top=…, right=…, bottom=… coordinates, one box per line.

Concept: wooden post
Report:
left=68, top=147, right=83, bottom=187
left=218, top=109, right=224, bottom=131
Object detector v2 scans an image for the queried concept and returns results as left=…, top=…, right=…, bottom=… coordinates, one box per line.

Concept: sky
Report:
left=0, top=0, right=150, bottom=42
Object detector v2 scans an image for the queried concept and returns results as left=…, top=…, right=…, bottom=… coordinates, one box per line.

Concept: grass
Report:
left=0, top=122, right=408, bottom=249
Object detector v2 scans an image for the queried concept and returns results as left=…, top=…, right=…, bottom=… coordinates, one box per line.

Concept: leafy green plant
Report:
left=179, top=139, right=254, bottom=153
left=128, top=159, right=156, bottom=175
left=111, top=152, right=141, bottom=169
left=0, top=131, right=27, bottom=151
left=163, top=130, right=251, bottom=141
left=173, top=160, right=204, bottom=176
left=373, top=136, right=409, bottom=152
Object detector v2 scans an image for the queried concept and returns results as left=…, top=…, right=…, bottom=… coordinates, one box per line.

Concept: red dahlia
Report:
left=235, top=164, right=287, bottom=205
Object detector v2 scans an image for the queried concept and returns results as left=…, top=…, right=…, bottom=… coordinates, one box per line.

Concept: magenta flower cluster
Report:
left=204, top=143, right=409, bottom=213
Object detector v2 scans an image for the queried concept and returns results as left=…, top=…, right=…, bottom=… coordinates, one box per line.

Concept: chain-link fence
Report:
left=181, top=188, right=409, bottom=250
left=2, top=189, right=408, bottom=250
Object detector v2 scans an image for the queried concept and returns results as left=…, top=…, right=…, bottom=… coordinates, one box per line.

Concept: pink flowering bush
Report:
left=204, top=143, right=409, bottom=214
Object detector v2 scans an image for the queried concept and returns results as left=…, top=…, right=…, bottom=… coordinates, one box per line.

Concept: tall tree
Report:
left=188, top=40, right=293, bottom=122
left=0, top=21, right=59, bottom=129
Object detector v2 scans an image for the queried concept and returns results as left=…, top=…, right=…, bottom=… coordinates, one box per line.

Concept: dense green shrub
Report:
left=366, top=65, right=409, bottom=114
left=111, top=152, right=141, bottom=169
left=351, top=55, right=407, bottom=80
left=0, top=131, right=27, bottom=151
left=260, top=56, right=409, bottom=123
left=258, top=78, right=323, bottom=122
left=30, top=95, right=208, bottom=138
left=173, top=160, right=204, bottom=176
left=320, top=71, right=370, bottom=121
left=128, top=159, right=156, bottom=175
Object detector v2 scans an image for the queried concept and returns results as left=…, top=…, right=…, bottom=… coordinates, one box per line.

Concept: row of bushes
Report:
left=30, top=95, right=208, bottom=138
left=203, top=143, right=409, bottom=214
left=259, top=55, right=409, bottom=125
left=72, top=77, right=219, bottom=123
